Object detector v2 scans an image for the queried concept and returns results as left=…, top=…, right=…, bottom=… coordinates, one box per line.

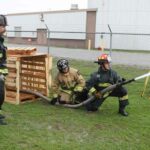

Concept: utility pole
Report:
left=40, top=13, right=50, bottom=55
left=108, top=24, right=112, bottom=57
left=40, top=13, right=51, bottom=89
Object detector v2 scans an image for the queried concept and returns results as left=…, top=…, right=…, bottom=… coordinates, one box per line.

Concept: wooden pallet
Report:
left=5, top=53, right=52, bottom=104
left=5, top=90, right=36, bottom=104
left=7, top=47, right=37, bottom=56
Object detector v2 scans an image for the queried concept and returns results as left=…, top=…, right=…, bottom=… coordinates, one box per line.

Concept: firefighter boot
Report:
left=0, top=109, right=5, bottom=119
left=0, top=114, right=5, bottom=119
left=0, top=119, right=7, bottom=125
left=118, top=100, right=129, bottom=116
left=86, top=98, right=104, bottom=112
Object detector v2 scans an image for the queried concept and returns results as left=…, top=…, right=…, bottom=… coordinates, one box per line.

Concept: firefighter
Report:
left=50, top=59, right=86, bottom=105
left=85, top=54, right=129, bottom=116
left=0, top=15, right=8, bottom=125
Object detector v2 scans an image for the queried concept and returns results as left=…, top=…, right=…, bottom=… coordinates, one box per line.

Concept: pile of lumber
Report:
left=7, top=47, right=37, bottom=55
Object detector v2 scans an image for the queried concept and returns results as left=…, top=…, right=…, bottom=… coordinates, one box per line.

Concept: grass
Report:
left=1, top=58, right=150, bottom=150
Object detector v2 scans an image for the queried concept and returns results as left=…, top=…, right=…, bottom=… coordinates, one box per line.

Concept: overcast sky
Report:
left=0, top=0, right=87, bottom=14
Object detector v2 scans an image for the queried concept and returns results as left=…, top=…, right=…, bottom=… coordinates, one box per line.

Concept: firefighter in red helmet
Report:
left=85, top=54, right=129, bottom=116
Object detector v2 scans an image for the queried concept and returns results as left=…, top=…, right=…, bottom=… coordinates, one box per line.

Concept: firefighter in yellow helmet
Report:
left=50, top=59, right=86, bottom=105
left=85, top=54, right=129, bottom=116
left=0, top=15, right=8, bottom=125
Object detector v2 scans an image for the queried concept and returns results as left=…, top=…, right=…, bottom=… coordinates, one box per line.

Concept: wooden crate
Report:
left=5, top=54, right=52, bottom=104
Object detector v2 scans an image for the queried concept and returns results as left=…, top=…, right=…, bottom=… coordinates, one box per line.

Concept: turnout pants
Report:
left=86, top=86, right=129, bottom=111
left=0, top=77, right=5, bottom=110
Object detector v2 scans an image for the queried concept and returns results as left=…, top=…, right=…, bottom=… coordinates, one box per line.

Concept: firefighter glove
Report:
left=50, top=98, right=57, bottom=105
left=0, top=74, right=5, bottom=81
left=74, top=86, right=83, bottom=92
left=118, top=78, right=126, bottom=83
left=95, top=91, right=102, bottom=99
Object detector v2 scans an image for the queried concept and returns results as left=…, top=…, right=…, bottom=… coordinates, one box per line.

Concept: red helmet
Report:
left=96, top=54, right=111, bottom=64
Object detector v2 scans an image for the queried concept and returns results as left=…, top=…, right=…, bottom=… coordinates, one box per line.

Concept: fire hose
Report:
left=21, top=72, right=150, bottom=108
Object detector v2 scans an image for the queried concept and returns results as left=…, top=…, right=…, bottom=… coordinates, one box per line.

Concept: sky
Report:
left=0, top=0, right=87, bottom=14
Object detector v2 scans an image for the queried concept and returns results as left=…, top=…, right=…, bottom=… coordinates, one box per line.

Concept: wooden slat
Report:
left=21, top=85, right=46, bottom=92
left=6, top=86, right=17, bottom=91
left=6, top=68, right=16, bottom=73
left=20, top=73, right=46, bottom=79
left=5, top=82, right=16, bottom=87
left=21, top=84, right=46, bottom=89
left=7, top=72, right=17, bottom=78
left=6, top=91, right=17, bottom=98
left=21, top=79, right=46, bottom=84
left=7, top=64, right=17, bottom=68
left=7, top=57, right=18, bottom=61
left=5, top=90, right=37, bottom=104
left=6, top=77, right=16, bottom=83
left=20, top=93, right=36, bottom=101
left=21, top=68, right=46, bottom=73
left=5, top=98, right=17, bottom=104
left=21, top=58, right=45, bottom=62
left=21, top=62, right=45, bottom=67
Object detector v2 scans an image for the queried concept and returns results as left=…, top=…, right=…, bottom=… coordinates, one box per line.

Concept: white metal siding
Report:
left=7, top=11, right=87, bottom=39
left=88, top=0, right=150, bottom=50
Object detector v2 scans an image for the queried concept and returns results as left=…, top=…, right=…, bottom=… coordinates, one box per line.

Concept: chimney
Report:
left=70, top=4, right=79, bottom=10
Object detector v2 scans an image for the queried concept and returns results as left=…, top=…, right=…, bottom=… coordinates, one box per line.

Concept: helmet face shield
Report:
left=107, top=55, right=112, bottom=63
left=57, top=59, right=69, bottom=73
left=0, top=15, right=7, bottom=26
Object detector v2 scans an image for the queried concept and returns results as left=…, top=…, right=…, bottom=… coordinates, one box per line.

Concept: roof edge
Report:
left=6, top=8, right=97, bottom=16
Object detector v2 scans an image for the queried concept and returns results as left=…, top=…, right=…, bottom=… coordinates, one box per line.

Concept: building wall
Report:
left=7, top=11, right=86, bottom=39
left=88, top=0, right=150, bottom=51
left=6, top=9, right=97, bottom=49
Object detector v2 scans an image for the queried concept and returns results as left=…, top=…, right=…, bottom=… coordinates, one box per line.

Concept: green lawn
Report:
left=1, top=58, right=150, bottom=150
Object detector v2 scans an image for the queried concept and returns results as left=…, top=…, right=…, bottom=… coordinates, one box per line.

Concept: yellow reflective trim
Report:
left=90, top=87, right=96, bottom=93
left=103, top=92, right=109, bottom=98
left=53, top=94, right=58, bottom=98
left=103, top=90, right=112, bottom=98
left=0, top=68, right=8, bottom=74
left=74, top=86, right=83, bottom=92
left=61, top=89, right=72, bottom=95
left=98, top=83, right=112, bottom=87
left=88, top=87, right=96, bottom=96
left=4, top=69, right=8, bottom=73
left=0, top=53, right=2, bottom=58
left=120, top=95, right=128, bottom=101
